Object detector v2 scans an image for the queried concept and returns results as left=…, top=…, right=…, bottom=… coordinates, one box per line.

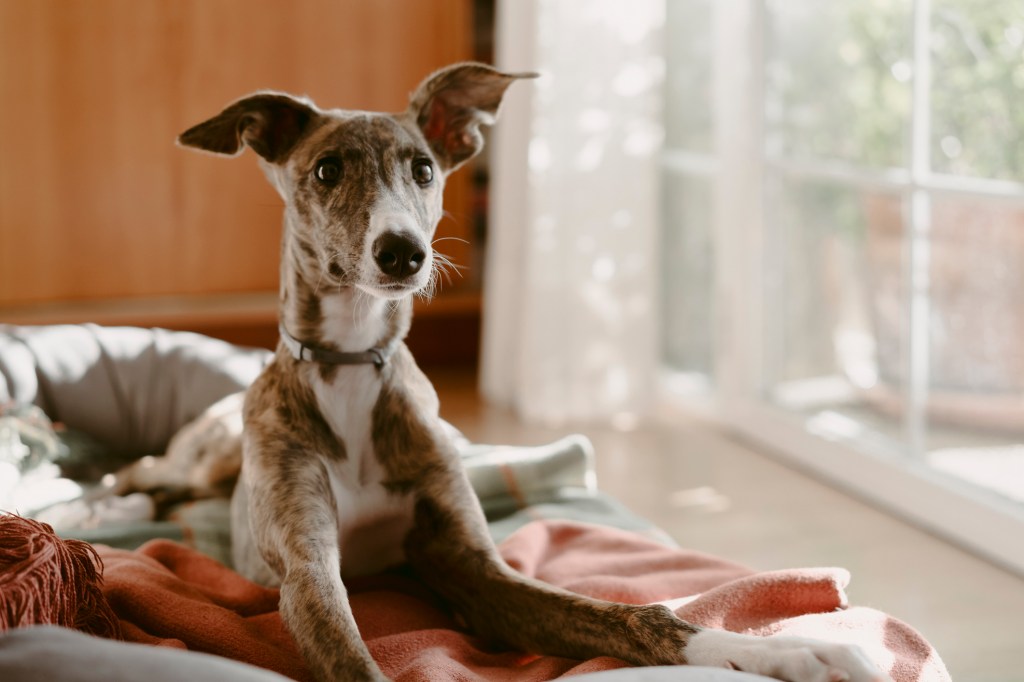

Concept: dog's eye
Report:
left=315, top=158, right=342, bottom=185
left=412, top=159, right=434, bottom=186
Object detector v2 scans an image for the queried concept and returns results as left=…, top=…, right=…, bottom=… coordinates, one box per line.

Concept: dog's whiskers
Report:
left=385, top=299, right=400, bottom=322
left=314, top=262, right=327, bottom=296
left=352, top=286, right=372, bottom=330
left=431, top=236, right=469, bottom=246
left=416, top=250, right=463, bottom=302
left=315, top=248, right=346, bottom=297
left=433, top=251, right=465, bottom=284
left=420, top=266, right=439, bottom=302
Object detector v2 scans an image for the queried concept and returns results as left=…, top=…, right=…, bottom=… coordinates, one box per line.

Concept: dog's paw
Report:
left=685, top=629, right=892, bottom=682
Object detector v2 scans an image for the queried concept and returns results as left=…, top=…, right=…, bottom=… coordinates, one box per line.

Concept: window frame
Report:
left=660, top=0, right=1024, bottom=576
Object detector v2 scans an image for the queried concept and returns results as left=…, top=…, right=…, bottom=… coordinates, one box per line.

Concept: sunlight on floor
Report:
left=929, top=445, right=1024, bottom=504
left=669, top=486, right=731, bottom=513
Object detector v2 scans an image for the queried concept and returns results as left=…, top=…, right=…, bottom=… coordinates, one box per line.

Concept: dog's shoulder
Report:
left=378, top=344, right=440, bottom=418
left=243, top=353, right=344, bottom=462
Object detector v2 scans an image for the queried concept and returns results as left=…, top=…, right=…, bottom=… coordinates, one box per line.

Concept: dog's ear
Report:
left=409, top=62, right=537, bottom=172
left=177, top=92, right=319, bottom=163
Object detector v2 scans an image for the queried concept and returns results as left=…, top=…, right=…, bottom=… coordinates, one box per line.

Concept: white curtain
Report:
left=481, top=0, right=665, bottom=425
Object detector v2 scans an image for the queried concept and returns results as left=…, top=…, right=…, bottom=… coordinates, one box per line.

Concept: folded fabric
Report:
left=461, top=435, right=597, bottom=505
left=94, top=520, right=950, bottom=682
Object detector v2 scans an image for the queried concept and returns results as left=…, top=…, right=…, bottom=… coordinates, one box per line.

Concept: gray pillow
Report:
left=0, top=324, right=269, bottom=457
left=0, top=626, right=291, bottom=682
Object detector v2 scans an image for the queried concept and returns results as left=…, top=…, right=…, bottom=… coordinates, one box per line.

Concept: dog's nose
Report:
left=373, top=232, right=426, bottom=279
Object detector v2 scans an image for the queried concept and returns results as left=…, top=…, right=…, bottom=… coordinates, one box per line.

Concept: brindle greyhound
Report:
left=177, top=63, right=890, bottom=682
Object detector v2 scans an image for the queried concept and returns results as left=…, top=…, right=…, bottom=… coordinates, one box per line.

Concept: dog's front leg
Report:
left=404, top=472, right=696, bottom=668
left=404, top=465, right=889, bottom=682
left=244, top=456, right=386, bottom=682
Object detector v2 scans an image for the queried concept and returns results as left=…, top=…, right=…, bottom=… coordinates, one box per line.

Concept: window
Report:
left=661, top=0, right=716, bottom=393
left=662, top=0, right=1024, bottom=573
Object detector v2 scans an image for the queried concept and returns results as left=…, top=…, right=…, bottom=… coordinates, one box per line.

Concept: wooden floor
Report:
left=429, top=367, right=1024, bottom=682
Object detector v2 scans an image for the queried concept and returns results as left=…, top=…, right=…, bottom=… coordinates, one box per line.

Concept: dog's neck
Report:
left=277, top=231, right=412, bottom=357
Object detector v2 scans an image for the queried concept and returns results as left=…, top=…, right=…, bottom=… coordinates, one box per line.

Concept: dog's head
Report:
left=178, top=63, right=534, bottom=300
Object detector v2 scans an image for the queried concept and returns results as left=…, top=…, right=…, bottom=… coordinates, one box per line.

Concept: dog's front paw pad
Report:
left=685, top=630, right=892, bottom=682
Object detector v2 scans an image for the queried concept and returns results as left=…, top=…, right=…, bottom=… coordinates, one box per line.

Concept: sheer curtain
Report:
left=480, top=0, right=665, bottom=426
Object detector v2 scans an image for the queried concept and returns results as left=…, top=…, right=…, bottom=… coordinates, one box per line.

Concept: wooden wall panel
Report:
left=0, top=0, right=474, bottom=307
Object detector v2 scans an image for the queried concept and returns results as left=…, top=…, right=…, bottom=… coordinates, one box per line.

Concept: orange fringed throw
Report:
left=0, top=513, right=121, bottom=638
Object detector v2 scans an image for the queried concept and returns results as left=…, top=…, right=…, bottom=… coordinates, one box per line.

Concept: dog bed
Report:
left=0, top=324, right=950, bottom=681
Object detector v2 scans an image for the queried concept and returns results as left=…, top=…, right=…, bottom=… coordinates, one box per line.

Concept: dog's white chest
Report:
left=331, top=474, right=414, bottom=578
left=311, top=367, right=414, bottom=577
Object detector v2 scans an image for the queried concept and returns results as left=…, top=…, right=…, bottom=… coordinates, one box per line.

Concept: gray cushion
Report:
left=0, top=324, right=269, bottom=456
left=0, top=626, right=291, bottom=682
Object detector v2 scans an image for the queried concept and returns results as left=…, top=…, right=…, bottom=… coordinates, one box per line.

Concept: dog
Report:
left=176, top=62, right=890, bottom=682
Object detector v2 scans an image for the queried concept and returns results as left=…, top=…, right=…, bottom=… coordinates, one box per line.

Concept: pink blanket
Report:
left=96, top=520, right=950, bottom=681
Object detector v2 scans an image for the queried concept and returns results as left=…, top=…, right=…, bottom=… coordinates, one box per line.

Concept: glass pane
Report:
left=764, top=174, right=908, bottom=450
left=931, top=0, right=1024, bottom=181
left=661, top=170, right=714, bottom=379
left=764, top=0, right=912, bottom=168
left=925, top=195, right=1024, bottom=506
left=664, top=0, right=714, bottom=153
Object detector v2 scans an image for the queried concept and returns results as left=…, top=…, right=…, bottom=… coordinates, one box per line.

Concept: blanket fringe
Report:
left=0, top=513, right=121, bottom=638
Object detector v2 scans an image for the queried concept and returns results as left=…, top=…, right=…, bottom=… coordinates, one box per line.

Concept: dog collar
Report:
left=278, top=324, right=394, bottom=369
